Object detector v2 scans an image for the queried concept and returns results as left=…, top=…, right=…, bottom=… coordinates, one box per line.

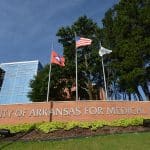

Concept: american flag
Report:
left=76, top=37, right=92, bottom=48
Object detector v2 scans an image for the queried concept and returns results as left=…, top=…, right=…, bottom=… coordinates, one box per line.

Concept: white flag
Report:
left=99, top=46, right=112, bottom=57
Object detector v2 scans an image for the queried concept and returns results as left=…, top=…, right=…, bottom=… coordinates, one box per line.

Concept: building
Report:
left=0, top=60, right=42, bottom=104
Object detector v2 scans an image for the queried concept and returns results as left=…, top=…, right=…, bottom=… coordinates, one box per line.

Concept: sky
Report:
left=0, top=0, right=119, bottom=65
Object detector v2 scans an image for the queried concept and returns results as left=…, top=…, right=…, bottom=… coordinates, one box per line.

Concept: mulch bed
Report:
left=0, top=126, right=150, bottom=141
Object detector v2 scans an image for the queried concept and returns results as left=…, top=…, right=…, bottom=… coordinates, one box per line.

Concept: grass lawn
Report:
left=0, top=132, right=150, bottom=150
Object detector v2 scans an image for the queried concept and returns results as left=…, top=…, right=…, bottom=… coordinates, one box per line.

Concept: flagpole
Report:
left=46, top=43, right=53, bottom=102
left=75, top=45, right=78, bottom=101
left=100, top=42, right=108, bottom=100
left=74, top=32, right=78, bottom=101
left=101, top=56, right=108, bottom=100
left=46, top=63, right=52, bottom=102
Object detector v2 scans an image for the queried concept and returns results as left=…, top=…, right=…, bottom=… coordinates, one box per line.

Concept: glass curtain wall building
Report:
left=0, top=60, right=42, bottom=104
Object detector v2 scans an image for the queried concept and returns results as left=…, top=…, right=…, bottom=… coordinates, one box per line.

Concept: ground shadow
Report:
left=0, top=131, right=31, bottom=150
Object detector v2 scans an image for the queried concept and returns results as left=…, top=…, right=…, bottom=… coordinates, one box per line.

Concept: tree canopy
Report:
left=28, top=0, right=149, bottom=102
left=102, top=0, right=149, bottom=100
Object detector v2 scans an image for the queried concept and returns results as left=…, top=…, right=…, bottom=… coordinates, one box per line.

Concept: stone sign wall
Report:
left=0, top=101, right=150, bottom=125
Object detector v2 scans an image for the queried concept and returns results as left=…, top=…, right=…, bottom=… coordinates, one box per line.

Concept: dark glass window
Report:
left=0, top=68, right=5, bottom=91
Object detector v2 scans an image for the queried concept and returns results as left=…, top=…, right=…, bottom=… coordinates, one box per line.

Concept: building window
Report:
left=0, top=68, right=5, bottom=91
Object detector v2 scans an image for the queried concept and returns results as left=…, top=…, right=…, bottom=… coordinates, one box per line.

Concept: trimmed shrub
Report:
left=91, top=120, right=108, bottom=130
left=36, top=122, right=65, bottom=133
left=64, top=121, right=79, bottom=130
left=111, top=118, right=143, bottom=127
left=0, top=117, right=145, bottom=133
left=0, top=123, right=35, bottom=133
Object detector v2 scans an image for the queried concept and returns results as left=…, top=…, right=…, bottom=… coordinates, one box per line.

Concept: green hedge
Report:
left=0, top=117, right=145, bottom=134
left=0, top=123, right=35, bottom=133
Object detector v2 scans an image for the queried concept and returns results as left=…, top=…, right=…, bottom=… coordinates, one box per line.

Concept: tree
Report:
left=28, top=64, right=69, bottom=102
left=102, top=0, right=150, bottom=100
left=29, top=0, right=149, bottom=101
left=57, top=16, right=103, bottom=100
left=29, top=16, right=104, bottom=102
left=28, top=65, right=49, bottom=102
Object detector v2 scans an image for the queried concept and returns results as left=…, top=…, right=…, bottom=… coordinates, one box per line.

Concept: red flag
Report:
left=76, top=37, right=92, bottom=48
left=51, top=51, right=65, bottom=67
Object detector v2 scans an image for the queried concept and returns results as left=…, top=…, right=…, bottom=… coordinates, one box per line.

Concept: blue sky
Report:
left=0, top=0, right=119, bottom=65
